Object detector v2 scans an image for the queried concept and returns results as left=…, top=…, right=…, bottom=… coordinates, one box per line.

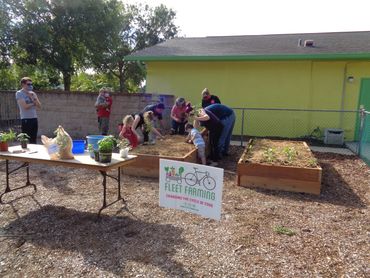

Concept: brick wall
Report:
left=0, top=90, right=175, bottom=138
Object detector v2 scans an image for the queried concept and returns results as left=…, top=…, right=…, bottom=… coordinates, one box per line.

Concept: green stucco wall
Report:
left=146, top=61, right=370, bottom=140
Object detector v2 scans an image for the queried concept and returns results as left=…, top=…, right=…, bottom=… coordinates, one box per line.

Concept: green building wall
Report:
left=145, top=60, right=370, bottom=140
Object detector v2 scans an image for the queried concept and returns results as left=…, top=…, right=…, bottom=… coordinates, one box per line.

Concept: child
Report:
left=143, top=111, right=165, bottom=144
left=170, top=97, right=189, bottom=135
left=185, top=122, right=206, bottom=165
left=119, top=115, right=139, bottom=148
left=95, top=88, right=109, bottom=112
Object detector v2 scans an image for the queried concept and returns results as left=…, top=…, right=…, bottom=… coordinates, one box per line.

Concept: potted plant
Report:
left=117, top=138, right=130, bottom=158
left=0, top=129, right=16, bottom=152
left=88, top=143, right=100, bottom=162
left=17, top=133, right=30, bottom=149
left=97, top=136, right=116, bottom=163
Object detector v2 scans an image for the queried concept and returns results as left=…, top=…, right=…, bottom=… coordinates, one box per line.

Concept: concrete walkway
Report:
left=230, top=140, right=356, bottom=155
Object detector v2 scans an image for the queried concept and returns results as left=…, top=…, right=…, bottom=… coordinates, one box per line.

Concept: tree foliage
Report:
left=1, top=0, right=178, bottom=92
left=87, top=4, right=178, bottom=92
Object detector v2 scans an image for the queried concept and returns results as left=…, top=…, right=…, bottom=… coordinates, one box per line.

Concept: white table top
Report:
left=0, top=144, right=137, bottom=171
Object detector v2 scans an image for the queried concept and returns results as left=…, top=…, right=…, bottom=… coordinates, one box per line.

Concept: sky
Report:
left=124, top=0, right=370, bottom=37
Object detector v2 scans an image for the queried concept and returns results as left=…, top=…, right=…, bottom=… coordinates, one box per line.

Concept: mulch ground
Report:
left=0, top=146, right=369, bottom=277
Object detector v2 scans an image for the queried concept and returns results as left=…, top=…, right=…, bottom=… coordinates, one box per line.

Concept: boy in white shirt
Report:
left=185, top=123, right=206, bottom=165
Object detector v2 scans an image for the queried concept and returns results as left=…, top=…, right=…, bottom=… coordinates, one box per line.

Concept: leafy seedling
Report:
left=308, top=158, right=318, bottom=167
left=263, top=147, right=276, bottom=163
left=283, top=146, right=297, bottom=162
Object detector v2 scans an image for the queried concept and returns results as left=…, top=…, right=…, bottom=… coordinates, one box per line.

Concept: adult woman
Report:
left=15, top=77, right=42, bottom=143
left=204, top=104, right=235, bottom=156
left=170, top=97, right=189, bottom=135
left=131, top=111, right=164, bottom=144
left=201, top=88, right=221, bottom=108
left=194, top=109, right=223, bottom=166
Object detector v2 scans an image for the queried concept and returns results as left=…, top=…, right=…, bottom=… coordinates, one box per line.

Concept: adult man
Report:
left=201, top=88, right=221, bottom=108
left=142, top=102, right=166, bottom=131
left=95, top=87, right=113, bottom=135
left=15, top=77, right=42, bottom=143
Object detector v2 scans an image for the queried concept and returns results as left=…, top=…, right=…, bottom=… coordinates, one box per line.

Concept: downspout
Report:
left=339, top=62, right=348, bottom=128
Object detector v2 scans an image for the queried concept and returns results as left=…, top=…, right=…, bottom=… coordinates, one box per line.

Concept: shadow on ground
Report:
left=3, top=205, right=192, bottom=276
left=36, top=167, right=75, bottom=195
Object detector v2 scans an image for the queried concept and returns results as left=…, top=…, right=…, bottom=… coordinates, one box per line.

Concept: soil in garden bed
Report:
left=131, top=135, right=195, bottom=156
left=241, top=139, right=319, bottom=168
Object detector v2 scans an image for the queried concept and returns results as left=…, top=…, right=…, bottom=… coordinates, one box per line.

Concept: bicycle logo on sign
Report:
left=184, top=167, right=216, bottom=191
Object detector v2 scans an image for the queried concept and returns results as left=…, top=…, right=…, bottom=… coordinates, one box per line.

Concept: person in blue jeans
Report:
left=204, top=104, right=235, bottom=156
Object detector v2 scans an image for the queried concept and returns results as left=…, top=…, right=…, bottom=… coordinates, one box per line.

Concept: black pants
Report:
left=21, top=118, right=38, bottom=144
left=209, top=127, right=223, bottom=161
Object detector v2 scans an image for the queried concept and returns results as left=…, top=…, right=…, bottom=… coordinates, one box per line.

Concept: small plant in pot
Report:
left=117, top=138, right=130, bottom=158
left=88, top=143, right=100, bottom=162
left=97, top=136, right=116, bottom=163
left=0, top=129, right=16, bottom=152
left=17, top=133, right=30, bottom=149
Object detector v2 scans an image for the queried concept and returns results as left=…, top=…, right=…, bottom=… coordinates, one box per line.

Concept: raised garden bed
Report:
left=237, top=139, right=322, bottom=195
left=122, top=135, right=197, bottom=178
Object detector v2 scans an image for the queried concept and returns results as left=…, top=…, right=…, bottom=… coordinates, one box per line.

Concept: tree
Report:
left=0, top=0, right=14, bottom=69
left=6, top=0, right=123, bottom=91
left=88, top=4, right=178, bottom=93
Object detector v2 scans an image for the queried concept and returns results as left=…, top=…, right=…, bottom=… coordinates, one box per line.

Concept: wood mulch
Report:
left=0, top=146, right=369, bottom=277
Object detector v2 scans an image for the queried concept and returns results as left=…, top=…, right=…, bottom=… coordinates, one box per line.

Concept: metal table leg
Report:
left=97, top=167, right=125, bottom=216
left=0, top=160, right=37, bottom=204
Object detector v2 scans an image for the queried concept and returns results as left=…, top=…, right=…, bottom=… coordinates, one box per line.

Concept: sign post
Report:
left=159, top=159, right=224, bottom=220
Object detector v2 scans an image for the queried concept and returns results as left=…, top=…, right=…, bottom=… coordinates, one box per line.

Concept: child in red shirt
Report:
left=119, top=115, right=139, bottom=148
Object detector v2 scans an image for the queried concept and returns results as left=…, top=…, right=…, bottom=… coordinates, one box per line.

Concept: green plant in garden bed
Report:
left=308, top=158, right=318, bottom=167
left=273, top=225, right=296, bottom=236
left=283, top=146, right=297, bottom=163
left=263, top=147, right=277, bottom=163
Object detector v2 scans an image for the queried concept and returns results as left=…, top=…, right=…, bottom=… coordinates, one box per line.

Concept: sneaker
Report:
left=209, top=161, right=218, bottom=167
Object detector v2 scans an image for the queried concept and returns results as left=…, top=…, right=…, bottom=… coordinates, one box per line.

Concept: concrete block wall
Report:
left=0, top=90, right=175, bottom=138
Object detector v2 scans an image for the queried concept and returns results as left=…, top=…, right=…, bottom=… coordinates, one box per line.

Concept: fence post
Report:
left=240, top=109, right=245, bottom=147
left=357, top=108, right=366, bottom=155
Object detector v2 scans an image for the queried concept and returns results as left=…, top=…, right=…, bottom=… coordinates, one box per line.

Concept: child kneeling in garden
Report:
left=185, top=123, right=206, bottom=165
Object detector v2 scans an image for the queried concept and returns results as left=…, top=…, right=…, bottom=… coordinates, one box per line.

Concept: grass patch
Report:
left=273, top=225, right=296, bottom=236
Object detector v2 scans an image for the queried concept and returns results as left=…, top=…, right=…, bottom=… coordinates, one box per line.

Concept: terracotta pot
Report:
left=0, top=142, right=9, bottom=152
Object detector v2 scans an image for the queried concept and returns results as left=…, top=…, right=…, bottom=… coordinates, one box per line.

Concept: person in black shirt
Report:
left=194, top=109, right=223, bottom=166
left=201, top=88, right=221, bottom=108
left=142, top=103, right=166, bottom=131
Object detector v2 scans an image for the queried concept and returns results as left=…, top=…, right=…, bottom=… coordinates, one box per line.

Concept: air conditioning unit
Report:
left=324, top=128, right=344, bottom=145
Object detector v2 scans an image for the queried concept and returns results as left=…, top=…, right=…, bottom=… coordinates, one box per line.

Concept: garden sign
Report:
left=159, top=159, right=224, bottom=220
